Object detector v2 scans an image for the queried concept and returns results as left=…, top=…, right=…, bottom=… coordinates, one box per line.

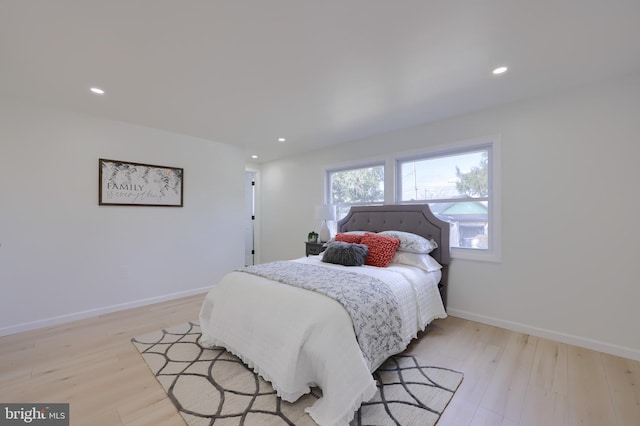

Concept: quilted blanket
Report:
left=239, top=261, right=404, bottom=370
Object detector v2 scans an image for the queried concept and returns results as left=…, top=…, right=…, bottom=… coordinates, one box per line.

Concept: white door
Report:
left=244, top=171, right=256, bottom=266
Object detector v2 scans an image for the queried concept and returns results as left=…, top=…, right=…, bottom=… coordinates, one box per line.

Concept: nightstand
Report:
left=305, top=242, right=327, bottom=257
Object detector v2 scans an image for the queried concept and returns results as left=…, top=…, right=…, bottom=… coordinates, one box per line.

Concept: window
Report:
left=397, top=142, right=498, bottom=258
left=327, top=163, right=384, bottom=220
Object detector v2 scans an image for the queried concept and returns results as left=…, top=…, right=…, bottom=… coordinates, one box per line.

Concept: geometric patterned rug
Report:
left=132, top=322, right=463, bottom=426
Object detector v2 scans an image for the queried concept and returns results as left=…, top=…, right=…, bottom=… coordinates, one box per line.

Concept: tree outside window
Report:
left=328, top=164, right=384, bottom=219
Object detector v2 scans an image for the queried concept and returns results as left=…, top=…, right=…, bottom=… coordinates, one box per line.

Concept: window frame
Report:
left=395, top=137, right=501, bottom=262
left=323, top=136, right=501, bottom=263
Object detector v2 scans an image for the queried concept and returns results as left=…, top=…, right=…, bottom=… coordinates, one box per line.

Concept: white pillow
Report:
left=390, top=251, right=442, bottom=272
left=378, top=230, right=438, bottom=254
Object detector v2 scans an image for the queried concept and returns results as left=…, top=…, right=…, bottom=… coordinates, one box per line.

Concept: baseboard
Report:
left=0, top=286, right=213, bottom=338
left=447, top=308, right=640, bottom=361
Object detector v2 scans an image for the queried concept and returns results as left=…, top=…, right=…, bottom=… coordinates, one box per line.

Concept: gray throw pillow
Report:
left=321, top=241, right=369, bottom=267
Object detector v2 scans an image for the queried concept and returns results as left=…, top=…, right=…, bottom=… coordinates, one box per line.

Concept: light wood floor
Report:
left=1, top=294, right=638, bottom=426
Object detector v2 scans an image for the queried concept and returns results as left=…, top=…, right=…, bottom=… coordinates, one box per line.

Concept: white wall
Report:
left=0, top=101, right=246, bottom=335
left=260, top=72, right=640, bottom=360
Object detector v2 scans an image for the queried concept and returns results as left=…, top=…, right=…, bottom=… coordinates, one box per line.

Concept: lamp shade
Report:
left=315, top=205, right=336, bottom=221
left=315, top=205, right=336, bottom=243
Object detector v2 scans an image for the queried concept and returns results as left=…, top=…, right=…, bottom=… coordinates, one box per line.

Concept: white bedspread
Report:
left=198, top=256, right=446, bottom=426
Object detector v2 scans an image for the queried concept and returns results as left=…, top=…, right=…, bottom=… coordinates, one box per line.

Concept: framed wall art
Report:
left=99, top=159, right=184, bottom=207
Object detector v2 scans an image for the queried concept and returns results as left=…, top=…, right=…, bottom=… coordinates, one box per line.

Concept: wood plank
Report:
left=519, top=386, right=569, bottom=426
left=436, top=339, right=503, bottom=426
left=567, top=345, right=617, bottom=426
left=479, top=332, right=538, bottom=422
left=529, top=336, right=568, bottom=396
left=470, top=406, right=518, bottom=426
left=119, top=395, right=184, bottom=426
left=600, top=353, right=640, bottom=426
left=74, top=407, right=124, bottom=426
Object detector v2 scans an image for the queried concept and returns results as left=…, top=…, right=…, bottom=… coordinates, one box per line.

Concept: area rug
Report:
left=132, top=322, right=463, bottom=426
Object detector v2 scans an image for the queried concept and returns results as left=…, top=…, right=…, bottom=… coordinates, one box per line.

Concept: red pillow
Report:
left=335, top=233, right=364, bottom=244
left=360, top=233, right=400, bottom=267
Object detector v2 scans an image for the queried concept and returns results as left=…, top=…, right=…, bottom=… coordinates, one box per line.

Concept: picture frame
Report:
left=99, top=158, right=183, bottom=207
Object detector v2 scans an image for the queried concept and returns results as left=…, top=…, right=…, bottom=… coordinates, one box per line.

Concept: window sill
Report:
left=450, top=248, right=501, bottom=263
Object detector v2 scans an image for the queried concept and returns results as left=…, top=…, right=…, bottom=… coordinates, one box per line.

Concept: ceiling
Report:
left=2, top=1, right=640, bottom=162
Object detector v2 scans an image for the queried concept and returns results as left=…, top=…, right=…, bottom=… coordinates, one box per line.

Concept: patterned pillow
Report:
left=335, top=233, right=364, bottom=244
left=321, top=241, right=369, bottom=266
left=360, top=233, right=401, bottom=267
left=377, top=230, right=438, bottom=254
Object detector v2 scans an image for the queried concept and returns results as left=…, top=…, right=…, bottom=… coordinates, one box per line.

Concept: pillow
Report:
left=321, top=241, right=369, bottom=266
left=390, top=251, right=442, bottom=272
left=334, top=233, right=364, bottom=244
left=360, top=233, right=400, bottom=267
left=377, top=230, right=438, bottom=254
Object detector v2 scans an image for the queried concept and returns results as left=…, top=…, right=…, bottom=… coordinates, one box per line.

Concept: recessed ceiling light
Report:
left=492, top=66, right=508, bottom=75
left=251, top=155, right=258, bottom=159
left=90, top=87, right=105, bottom=95
left=278, top=137, right=286, bottom=142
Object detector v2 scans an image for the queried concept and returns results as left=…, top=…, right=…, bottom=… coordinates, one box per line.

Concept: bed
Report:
left=198, top=204, right=450, bottom=425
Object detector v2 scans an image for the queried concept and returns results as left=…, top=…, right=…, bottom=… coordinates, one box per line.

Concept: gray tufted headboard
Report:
left=337, top=204, right=451, bottom=307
